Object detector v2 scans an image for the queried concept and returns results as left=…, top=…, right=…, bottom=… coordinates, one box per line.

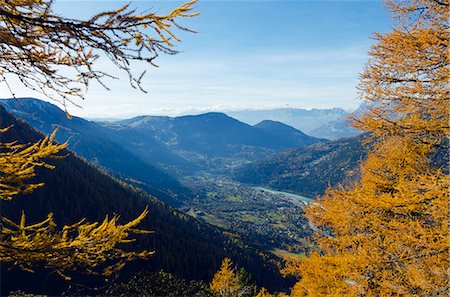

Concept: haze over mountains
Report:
left=227, top=107, right=362, bottom=139
left=89, top=106, right=362, bottom=140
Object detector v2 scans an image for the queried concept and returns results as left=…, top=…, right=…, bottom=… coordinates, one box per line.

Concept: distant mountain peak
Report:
left=117, top=115, right=172, bottom=128
left=178, top=112, right=232, bottom=120
left=255, top=119, right=297, bottom=129
left=255, top=119, right=283, bottom=125
left=254, top=119, right=311, bottom=137
left=197, top=111, right=228, bottom=117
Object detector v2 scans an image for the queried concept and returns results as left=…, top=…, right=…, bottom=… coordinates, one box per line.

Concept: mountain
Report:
left=0, top=105, right=289, bottom=295
left=226, top=107, right=349, bottom=134
left=234, top=134, right=368, bottom=198
left=0, top=98, right=191, bottom=206
left=2, top=98, right=323, bottom=178
left=309, top=104, right=367, bottom=140
left=102, top=112, right=324, bottom=174
left=254, top=120, right=324, bottom=147
left=227, top=107, right=366, bottom=140
left=309, top=116, right=361, bottom=140
left=113, top=112, right=321, bottom=153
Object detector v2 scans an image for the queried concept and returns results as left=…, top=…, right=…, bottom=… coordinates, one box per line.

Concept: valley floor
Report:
left=180, top=174, right=314, bottom=257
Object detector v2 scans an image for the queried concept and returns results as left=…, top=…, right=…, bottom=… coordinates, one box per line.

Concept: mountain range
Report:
left=0, top=98, right=380, bottom=295
left=227, top=107, right=362, bottom=139
left=0, top=98, right=324, bottom=188
left=0, top=98, right=377, bottom=202
left=309, top=103, right=369, bottom=139
left=0, top=105, right=289, bottom=295
left=103, top=112, right=323, bottom=174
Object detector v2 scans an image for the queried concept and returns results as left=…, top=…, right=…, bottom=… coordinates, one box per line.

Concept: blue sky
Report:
left=1, top=1, right=392, bottom=118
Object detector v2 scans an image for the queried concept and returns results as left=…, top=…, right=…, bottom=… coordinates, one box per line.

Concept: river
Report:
left=254, top=186, right=313, bottom=204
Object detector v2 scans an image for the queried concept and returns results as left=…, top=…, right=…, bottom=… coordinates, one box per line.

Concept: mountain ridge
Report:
left=1, top=98, right=324, bottom=179
left=106, top=108, right=323, bottom=157
left=226, top=107, right=354, bottom=138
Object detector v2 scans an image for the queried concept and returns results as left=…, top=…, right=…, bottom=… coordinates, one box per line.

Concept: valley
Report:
left=180, top=174, right=314, bottom=256
left=0, top=105, right=291, bottom=294
left=0, top=98, right=369, bottom=260
left=234, top=134, right=368, bottom=197
left=0, top=98, right=365, bottom=293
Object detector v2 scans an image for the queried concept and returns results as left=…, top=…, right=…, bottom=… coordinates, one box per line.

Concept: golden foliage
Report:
left=0, top=128, right=66, bottom=201
left=210, top=258, right=243, bottom=297
left=353, top=0, right=449, bottom=144
left=0, top=208, right=152, bottom=279
left=0, top=0, right=198, bottom=105
left=289, top=143, right=448, bottom=296
left=0, top=126, right=152, bottom=278
left=288, top=0, right=449, bottom=296
left=209, top=258, right=256, bottom=297
left=256, top=287, right=273, bottom=297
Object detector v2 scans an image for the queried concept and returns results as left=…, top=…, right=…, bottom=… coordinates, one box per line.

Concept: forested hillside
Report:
left=1, top=0, right=446, bottom=295
left=234, top=134, right=367, bottom=197
left=0, top=98, right=192, bottom=206
left=0, top=105, right=289, bottom=295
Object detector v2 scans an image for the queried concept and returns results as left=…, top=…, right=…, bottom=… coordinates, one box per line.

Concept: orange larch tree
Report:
left=286, top=0, right=449, bottom=296
left=210, top=258, right=257, bottom=297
